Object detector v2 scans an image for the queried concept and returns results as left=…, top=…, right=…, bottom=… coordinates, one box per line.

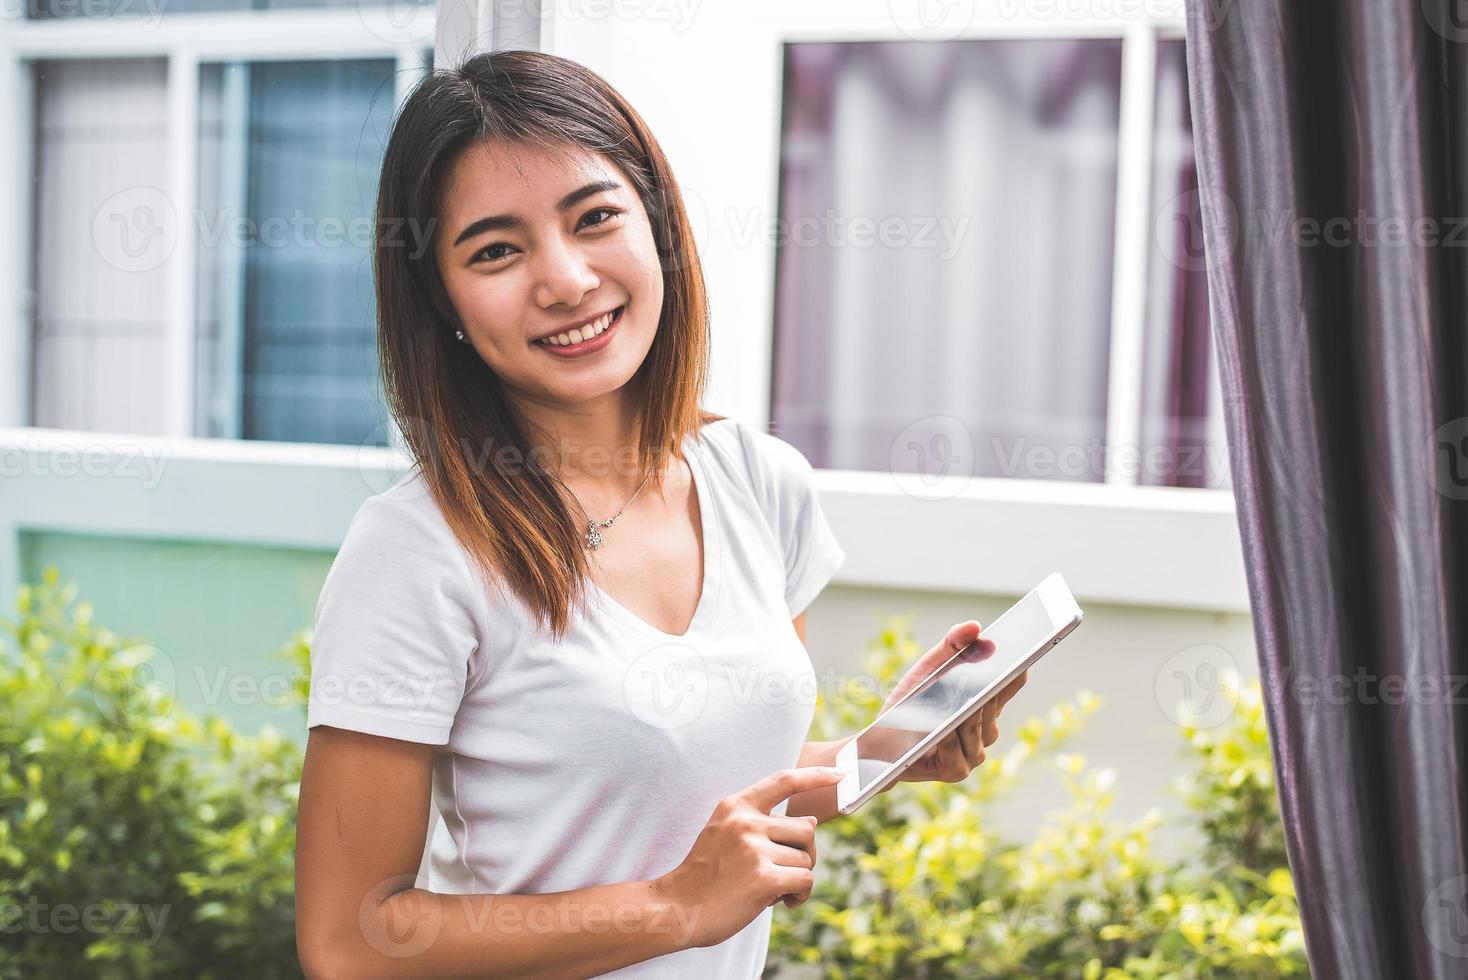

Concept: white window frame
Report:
left=0, top=1, right=1249, bottom=616
left=0, top=4, right=435, bottom=438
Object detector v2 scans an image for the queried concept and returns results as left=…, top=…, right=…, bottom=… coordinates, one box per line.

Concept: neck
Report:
left=508, top=385, right=654, bottom=504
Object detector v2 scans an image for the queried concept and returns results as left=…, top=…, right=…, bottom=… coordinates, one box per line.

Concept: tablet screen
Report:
left=848, top=585, right=1067, bottom=795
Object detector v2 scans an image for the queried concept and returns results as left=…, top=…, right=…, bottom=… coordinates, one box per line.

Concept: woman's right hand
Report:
left=655, top=766, right=844, bottom=949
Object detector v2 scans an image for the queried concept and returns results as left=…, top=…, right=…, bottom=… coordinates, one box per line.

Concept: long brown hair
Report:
left=374, top=50, right=719, bottom=640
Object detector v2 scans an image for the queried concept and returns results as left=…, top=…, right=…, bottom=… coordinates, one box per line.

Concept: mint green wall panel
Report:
left=17, top=530, right=332, bottom=742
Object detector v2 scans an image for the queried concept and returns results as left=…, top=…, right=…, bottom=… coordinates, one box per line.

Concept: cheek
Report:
left=449, top=276, right=522, bottom=344
left=621, top=219, right=670, bottom=293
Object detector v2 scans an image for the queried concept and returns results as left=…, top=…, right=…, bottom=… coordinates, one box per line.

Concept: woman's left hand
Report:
left=880, top=620, right=1028, bottom=786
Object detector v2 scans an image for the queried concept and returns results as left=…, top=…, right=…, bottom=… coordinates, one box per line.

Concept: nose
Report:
left=531, top=231, right=601, bottom=311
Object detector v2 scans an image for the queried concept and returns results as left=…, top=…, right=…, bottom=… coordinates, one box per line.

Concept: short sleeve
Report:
left=737, top=424, right=847, bottom=618
left=306, top=492, right=484, bottom=745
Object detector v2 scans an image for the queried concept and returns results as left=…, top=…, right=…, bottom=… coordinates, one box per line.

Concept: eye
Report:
left=580, top=205, right=624, bottom=229
left=472, top=242, right=515, bottom=265
left=469, top=207, right=624, bottom=266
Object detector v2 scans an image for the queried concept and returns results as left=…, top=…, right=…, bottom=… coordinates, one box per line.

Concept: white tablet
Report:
left=835, top=573, right=1084, bottom=815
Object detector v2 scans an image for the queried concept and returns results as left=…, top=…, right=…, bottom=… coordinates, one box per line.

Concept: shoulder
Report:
left=694, top=416, right=819, bottom=500
left=326, top=469, right=486, bottom=603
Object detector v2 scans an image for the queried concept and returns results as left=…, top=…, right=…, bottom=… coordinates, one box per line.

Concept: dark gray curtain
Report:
left=1184, top=2, right=1468, bottom=978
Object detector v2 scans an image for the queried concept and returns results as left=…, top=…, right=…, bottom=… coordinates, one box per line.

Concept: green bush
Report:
left=2, top=572, right=1305, bottom=978
left=764, top=617, right=1308, bottom=979
left=0, top=568, right=304, bottom=979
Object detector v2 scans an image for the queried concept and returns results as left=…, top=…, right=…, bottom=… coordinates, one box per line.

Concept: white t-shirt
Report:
left=306, top=416, right=846, bottom=978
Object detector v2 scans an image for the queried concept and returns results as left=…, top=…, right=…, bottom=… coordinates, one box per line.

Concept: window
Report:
left=195, top=60, right=398, bottom=445
left=770, top=32, right=1227, bottom=490
left=1140, top=38, right=1225, bottom=489
left=26, top=0, right=384, bottom=17
left=18, top=9, right=434, bottom=445
left=31, top=58, right=172, bottom=434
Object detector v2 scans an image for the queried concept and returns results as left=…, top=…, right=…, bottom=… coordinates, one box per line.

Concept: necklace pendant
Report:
left=585, top=520, right=604, bottom=551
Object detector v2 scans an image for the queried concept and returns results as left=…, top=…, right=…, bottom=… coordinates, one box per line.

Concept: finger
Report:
left=997, top=670, right=1029, bottom=709
left=762, top=840, right=815, bottom=870
left=889, top=621, right=989, bottom=703
left=955, top=714, right=984, bottom=768
left=766, top=865, right=814, bottom=906
left=981, top=698, right=1000, bottom=747
left=925, top=732, right=970, bottom=782
left=763, top=845, right=822, bottom=909
left=764, top=814, right=817, bottom=853
left=739, top=767, right=844, bottom=813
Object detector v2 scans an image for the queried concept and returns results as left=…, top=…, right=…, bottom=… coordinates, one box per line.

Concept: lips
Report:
left=533, top=305, right=625, bottom=348
left=534, top=305, right=625, bottom=357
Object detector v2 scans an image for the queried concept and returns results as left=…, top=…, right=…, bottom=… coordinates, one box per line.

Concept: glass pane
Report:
left=31, top=58, right=171, bottom=434
left=194, top=59, right=398, bottom=447
left=27, top=0, right=372, bottom=18
left=1140, top=38, right=1230, bottom=489
left=770, top=39, right=1123, bottom=484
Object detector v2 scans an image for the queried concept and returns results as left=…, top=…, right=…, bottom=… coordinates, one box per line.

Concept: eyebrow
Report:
left=451, top=179, right=623, bottom=248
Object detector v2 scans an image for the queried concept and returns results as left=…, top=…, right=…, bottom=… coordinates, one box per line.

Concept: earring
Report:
left=455, top=329, right=467, bottom=343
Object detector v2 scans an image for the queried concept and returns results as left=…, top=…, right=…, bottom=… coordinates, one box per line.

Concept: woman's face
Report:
left=433, top=140, right=666, bottom=412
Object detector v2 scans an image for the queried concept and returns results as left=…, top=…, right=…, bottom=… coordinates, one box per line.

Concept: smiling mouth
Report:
left=533, top=305, right=625, bottom=348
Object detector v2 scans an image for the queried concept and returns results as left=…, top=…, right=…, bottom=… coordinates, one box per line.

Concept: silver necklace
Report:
left=564, top=470, right=653, bottom=551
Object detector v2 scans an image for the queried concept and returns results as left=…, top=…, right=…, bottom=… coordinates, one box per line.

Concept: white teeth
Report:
left=539, top=309, right=617, bottom=348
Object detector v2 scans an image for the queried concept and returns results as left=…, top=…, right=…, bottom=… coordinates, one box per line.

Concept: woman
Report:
left=294, top=49, right=1025, bottom=979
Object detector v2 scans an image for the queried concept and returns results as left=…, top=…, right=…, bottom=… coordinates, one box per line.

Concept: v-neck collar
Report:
left=588, top=429, right=722, bottom=641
